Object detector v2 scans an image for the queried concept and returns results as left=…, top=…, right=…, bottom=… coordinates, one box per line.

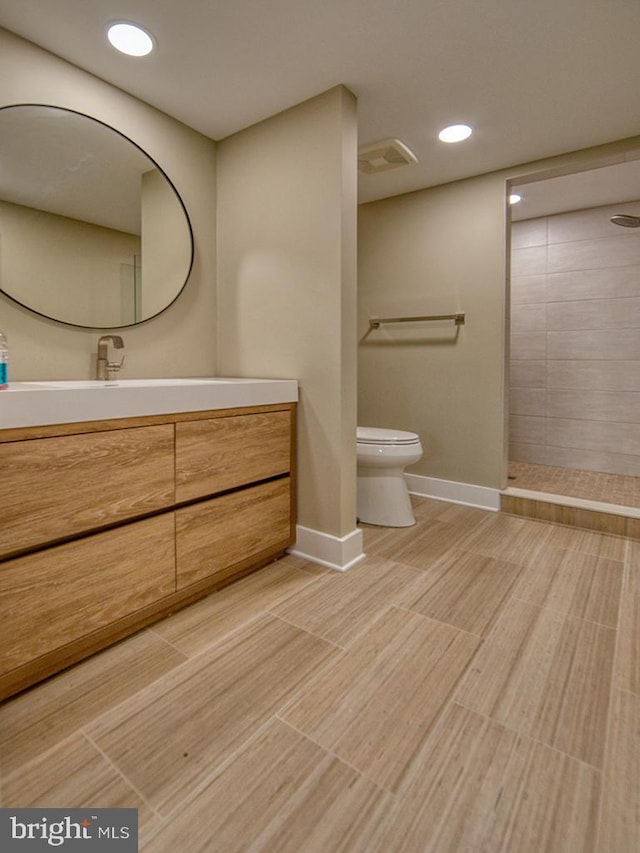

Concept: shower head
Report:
left=610, top=214, right=640, bottom=228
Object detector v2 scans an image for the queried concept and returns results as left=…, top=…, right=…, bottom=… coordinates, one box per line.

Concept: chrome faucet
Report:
left=96, top=335, right=125, bottom=381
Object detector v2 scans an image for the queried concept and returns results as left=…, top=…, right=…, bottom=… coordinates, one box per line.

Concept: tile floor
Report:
left=1, top=497, right=638, bottom=852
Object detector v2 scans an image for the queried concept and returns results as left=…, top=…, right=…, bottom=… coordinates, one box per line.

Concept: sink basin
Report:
left=19, top=378, right=231, bottom=389
left=2, top=377, right=298, bottom=429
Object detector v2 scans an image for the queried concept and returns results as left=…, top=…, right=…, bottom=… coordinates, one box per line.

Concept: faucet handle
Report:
left=106, top=355, right=126, bottom=381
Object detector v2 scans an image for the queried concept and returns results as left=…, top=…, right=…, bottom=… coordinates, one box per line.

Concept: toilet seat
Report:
left=357, top=426, right=420, bottom=446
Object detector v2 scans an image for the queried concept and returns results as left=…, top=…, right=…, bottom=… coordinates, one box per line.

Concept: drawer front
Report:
left=176, top=478, right=292, bottom=589
left=0, top=515, right=176, bottom=675
left=0, top=424, right=175, bottom=557
left=175, top=410, right=291, bottom=503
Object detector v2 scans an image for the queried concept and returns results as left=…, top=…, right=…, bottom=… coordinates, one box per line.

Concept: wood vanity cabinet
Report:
left=0, top=424, right=175, bottom=557
left=0, top=403, right=296, bottom=700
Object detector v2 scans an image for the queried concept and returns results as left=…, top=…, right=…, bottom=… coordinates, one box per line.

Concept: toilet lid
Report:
left=357, top=426, right=420, bottom=445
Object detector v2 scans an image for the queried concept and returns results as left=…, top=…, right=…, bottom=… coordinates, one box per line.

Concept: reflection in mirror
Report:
left=0, top=104, right=194, bottom=328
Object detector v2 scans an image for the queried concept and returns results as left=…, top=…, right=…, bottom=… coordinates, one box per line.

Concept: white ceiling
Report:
left=1, top=0, right=640, bottom=205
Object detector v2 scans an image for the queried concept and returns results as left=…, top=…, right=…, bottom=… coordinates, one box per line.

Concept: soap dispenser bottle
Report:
left=0, top=328, right=8, bottom=389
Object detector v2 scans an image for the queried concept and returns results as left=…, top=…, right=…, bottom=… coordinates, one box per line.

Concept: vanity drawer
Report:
left=0, top=514, right=176, bottom=676
left=0, top=424, right=175, bottom=557
left=175, top=410, right=292, bottom=502
left=176, top=478, right=292, bottom=589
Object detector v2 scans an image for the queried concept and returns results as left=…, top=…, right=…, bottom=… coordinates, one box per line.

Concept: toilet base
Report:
left=357, top=473, right=416, bottom=527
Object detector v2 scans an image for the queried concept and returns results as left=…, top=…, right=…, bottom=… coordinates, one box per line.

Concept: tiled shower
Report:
left=509, top=200, right=640, bottom=500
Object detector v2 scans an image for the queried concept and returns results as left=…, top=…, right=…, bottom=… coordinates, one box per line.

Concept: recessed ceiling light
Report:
left=509, top=193, right=523, bottom=205
left=438, top=124, right=473, bottom=143
left=107, top=22, right=154, bottom=56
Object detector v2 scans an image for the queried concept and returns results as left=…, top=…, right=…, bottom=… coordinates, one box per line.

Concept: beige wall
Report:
left=0, top=200, right=140, bottom=327
left=511, top=200, right=640, bottom=476
left=359, top=173, right=508, bottom=489
left=216, top=86, right=358, bottom=537
left=358, top=137, right=640, bottom=491
left=0, top=28, right=216, bottom=380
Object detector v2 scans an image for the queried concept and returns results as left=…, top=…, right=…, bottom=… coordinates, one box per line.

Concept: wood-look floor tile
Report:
left=359, top=522, right=420, bottom=559
left=2, top=733, right=157, bottom=833
left=277, top=553, right=331, bottom=575
left=615, top=592, right=640, bottom=694
left=361, top=498, right=486, bottom=566
left=402, top=549, right=523, bottom=637
left=141, top=719, right=390, bottom=853
left=408, top=495, right=487, bottom=525
left=271, top=556, right=423, bottom=647
left=514, top=544, right=623, bottom=627
left=368, top=519, right=468, bottom=570
left=625, top=540, right=640, bottom=593
left=280, top=606, right=480, bottom=792
left=0, top=629, right=187, bottom=776
left=456, top=513, right=552, bottom=564
left=417, top=500, right=489, bottom=530
left=456, top=598, right=616, bottom=768
left=86, top=615, right=341, bottom=814
left=596, top=689, right=639, bottom=853
left=543, top=524, right=627, bottom=561
left=373, top=703, right=600, bottom=853
left=152, top=560, right=323, bottom=656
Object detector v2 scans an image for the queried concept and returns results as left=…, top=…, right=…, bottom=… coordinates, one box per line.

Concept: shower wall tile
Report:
left=548, top=235, right=640, bottom=273
left=547, top=360, right=640, bottom=392
left=510, top=203, right=640, bottom=480
left=509, top=388, right=546, bottom=417
left=510, top=442, right=548, bottom=465
left=548, top=329, right=640, bottom=360
left=547, top=388, right=640, bottom=424
left=510, top=303, right=547, bottom=334
left=545, top=447, right=640, bottom=478
left=510, top=360, right=546, bottom=388
left=547, top=297, right=640, bottom=331
left=547, top=201, right=640, bottom=244
left=547, top=266, right=640, bottom=303
left=546, top=419, right=640, bottom=457
left=511, top=333, right=546, bottom=360
left=511, top=245, right=546, bottom=277
left=511, top=274, right=547, bottom=305
left=509, top=415, right=545, bottom=445
left=511, top=219, right=547, bottom=249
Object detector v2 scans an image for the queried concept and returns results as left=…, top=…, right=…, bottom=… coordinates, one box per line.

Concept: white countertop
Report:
left=0, top=378, right=298, bottom=430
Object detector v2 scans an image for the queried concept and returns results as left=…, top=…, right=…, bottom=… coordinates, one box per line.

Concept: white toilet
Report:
left=357, top=426, right=423, bottom=527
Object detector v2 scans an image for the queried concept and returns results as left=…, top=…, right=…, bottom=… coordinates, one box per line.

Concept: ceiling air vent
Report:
left=358, top=138, right=418, bottom=174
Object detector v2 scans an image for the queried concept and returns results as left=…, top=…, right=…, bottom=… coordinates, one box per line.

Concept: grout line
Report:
left=273, top=716, right=397, bottom=796
left=145, top=627, right=191, bottom=657
left=614, top=684, right=640, bottom=698
left=392, top=603, right=488, bottom=641
left=134, top=714, right=284, bottom=848
left=509, top=595, right=620, bottom=632
left=266, top=611, right=348, bottom=651
left=81, top=730, right=162, bottom=822
left=151, top=610, right=275, bottom=660
left=452, top=699, right=606, bottom=775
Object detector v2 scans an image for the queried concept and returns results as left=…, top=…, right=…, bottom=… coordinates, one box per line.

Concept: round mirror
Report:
left=0, top=104, right=194, bottom=328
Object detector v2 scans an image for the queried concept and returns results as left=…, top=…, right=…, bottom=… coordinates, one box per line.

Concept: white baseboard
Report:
left=405, top=473, right=501, bottom=511
left=288, top=525, right=366, bottom=572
